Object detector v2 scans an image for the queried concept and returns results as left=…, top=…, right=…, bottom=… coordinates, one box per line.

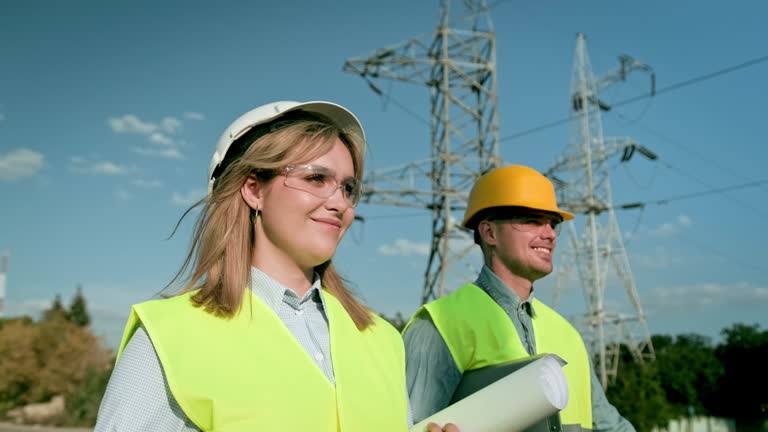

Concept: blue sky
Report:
left=1, top=1, right=766, bottom=350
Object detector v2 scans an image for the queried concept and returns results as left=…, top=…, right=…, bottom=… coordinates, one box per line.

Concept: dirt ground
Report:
left=0, top=423, right=92, bottom=432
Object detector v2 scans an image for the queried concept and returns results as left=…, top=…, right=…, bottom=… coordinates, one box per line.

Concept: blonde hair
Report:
left=169, top=114, right=373, bottom=329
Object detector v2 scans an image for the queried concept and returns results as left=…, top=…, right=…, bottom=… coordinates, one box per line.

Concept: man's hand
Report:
left=426, top=422, right=459, bottom=432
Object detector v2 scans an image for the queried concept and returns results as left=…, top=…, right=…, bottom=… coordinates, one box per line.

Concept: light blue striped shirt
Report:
left=95, top=267, right=411, bottom=431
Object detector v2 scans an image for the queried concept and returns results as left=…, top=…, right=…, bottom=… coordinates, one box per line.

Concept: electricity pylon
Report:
left=344, top=0, right=500, bottom=303
left=547, top=33, right=656, bottom=387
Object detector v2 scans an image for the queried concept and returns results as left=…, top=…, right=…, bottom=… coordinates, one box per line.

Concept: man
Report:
left=403, top=165, right=635, bottom=432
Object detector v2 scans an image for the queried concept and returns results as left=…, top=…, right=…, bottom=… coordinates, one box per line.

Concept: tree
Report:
left=0, top=308, right=112, bottom=424
left=380, top=311, right=408, bottom=332
left=605, top=346, right=673, bottom=432
left=0, top=320, right=39, bottom=412
left=43, top=294, right=67, bottom=322
left=64, top=365, right=113, bottom=426
left=709, top=323, right=768, bottom=431
left=68, top=285, right=91, bottom=327
left=652, top=333, right=723, bottom=418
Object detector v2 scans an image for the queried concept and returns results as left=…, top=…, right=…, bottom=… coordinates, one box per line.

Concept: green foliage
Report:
left=41, top=286, right=93, bottom=327
left=610, top=324, right=768, bottom=431
left=0, top=316, right=33, bottom=331
left=43, top=294, right=68, bottom=322
left=709, top=323, right=768, bottom=430
left=63, top=365, right=114, bottom=426
left=68, top=285, right=91, bottom=327
left=652, top=333, right=723, bottom=417
left=606, top=349, right=673, bottom=432
left=0, top=291, right=112, bottom=426
left=381, top=311, right=408, bottom=332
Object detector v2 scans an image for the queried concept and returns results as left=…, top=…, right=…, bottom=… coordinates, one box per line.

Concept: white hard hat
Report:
left=207, top=100, right=366, bottom=193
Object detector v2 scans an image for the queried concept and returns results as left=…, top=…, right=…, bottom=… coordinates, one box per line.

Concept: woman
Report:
left=94, top=101, right=413, bottom=431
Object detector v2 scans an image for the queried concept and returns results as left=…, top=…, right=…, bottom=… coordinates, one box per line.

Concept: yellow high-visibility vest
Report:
left=118, top=289, right=408, bottom=432
left=417, top=283, right=593, bottom=431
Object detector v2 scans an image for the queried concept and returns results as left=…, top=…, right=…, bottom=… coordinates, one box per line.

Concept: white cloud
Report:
left=108, top=113, right=189, bottom=159
left=631, top=247, right=681, bottom=269
left=171, top=188, right=206, bottom=207
left=148, top=132, right=174, bottom=146
left=6, top=298, right=51, bottom=317
left=378, top=238, right=430, bottom=257
left=653, top=222, right=677, bottom=237
left=647, top=282, right=768, bottom=309
left=108, top=114, right=156, bottom=135
left=677, top=214, right=692, bottom=227
left=652, top=214, right=692, bottom=237
left=184, top=112, right=205, bottom=121
left=132, top=179, right=163, bottom=188
left=92, top=161, right=128, bottom=175
left=70, top=157, right=132, bottom=176
left=106, top=114, right=182, bottom=137
left=115, top=188, right=132, bottom=200
left=160, top=117, right=182, bottom=134
left=133, top=146, right=183, bottom=160
left=0, top=148, right=45, bottom=180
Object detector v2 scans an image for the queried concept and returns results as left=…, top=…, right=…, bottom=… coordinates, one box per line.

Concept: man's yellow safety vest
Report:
left=417, top=283, right=593, bottom=431
left=117, top=289, right=408, bottom=431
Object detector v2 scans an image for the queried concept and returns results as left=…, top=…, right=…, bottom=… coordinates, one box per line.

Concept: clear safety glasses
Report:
left=489, top=212, right=563, bottom=236
left=281, top=164, right=362, bottom=207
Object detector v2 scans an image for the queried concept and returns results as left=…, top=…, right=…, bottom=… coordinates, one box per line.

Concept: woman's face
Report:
left=249, top=138, right=356, bottom=273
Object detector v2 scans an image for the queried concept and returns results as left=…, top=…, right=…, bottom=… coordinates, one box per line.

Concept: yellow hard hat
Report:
left=462, top=165, right=574, bottom=229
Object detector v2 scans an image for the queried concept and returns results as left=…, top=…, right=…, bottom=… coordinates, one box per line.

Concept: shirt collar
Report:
left=474, top=264, right=537, bottom=317
left=249, top=266, right=325, bottom=312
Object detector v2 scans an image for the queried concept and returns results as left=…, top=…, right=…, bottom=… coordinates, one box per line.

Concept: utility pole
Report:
left=547, top=33, right=656, bottom=387
left=344, top=0, right=500, bottom=303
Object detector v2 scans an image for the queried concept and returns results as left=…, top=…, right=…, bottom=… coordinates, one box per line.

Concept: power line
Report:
left=501, top=54, right=768, bottom=142
left=614, top=111, right=768, bottom=217
left=657, top=162, right=768, bottom=218
left=613, top=55, right=768, bottom=108
left=677, top=233, right=764, bottom=275
left=612, top=180, right=766, bottom=276
left=614, top=179, right=768, bottom=211
left=615, top=111, right=767, bottom=191
left=361, top=76, right=432, bottom=127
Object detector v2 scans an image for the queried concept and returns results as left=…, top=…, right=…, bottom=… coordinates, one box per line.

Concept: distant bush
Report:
left=0, top=315, right=113, bottom=426
left=63, top=365, right=114, bottom=426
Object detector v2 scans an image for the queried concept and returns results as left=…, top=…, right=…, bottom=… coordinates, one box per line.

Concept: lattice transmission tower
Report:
left=547, top=33, right=657, bottom=387
left=344, top=0, right=500, bottom=303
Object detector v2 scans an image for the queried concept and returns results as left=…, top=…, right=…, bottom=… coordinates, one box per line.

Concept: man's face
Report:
left=484, top=210, right=562, bottom=282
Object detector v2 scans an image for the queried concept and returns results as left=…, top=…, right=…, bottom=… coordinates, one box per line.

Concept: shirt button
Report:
left=315, top=352, right=324, bottom=362
left=295, top=309, right=304, bottom=316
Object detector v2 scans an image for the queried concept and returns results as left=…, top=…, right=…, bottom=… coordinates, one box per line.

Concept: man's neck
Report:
left=488, top=262, right=533, bottom=300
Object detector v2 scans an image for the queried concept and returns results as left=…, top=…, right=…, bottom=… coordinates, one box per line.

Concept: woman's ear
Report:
left=240, top=174, right=262, bottom=212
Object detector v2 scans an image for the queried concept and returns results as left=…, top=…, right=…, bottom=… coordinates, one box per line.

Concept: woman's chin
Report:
left=305, top=251, right=337, bottom=269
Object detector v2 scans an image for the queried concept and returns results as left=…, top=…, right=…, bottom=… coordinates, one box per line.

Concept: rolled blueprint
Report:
left=411, top=354, right=569, bottom=432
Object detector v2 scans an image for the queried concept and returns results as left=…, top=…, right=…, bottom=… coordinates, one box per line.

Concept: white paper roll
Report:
left=411, top=355, right=569, bottom=432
